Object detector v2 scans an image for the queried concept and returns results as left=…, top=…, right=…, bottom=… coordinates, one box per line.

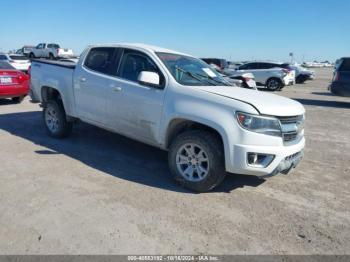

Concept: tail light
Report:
left=334, top=72, right=340, bottom=81
left=243, top=76, right=253, bottom=82
left=57, top=48, right=60, bottom=54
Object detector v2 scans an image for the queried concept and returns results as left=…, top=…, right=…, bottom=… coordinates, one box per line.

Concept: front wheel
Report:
left=266, top=78, right=283, bottom=91
left=43, top=100, right=73, bottom=138
left=168, top=130, right=226, bottom=192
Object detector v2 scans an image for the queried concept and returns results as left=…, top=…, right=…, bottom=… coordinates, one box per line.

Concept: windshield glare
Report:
left=157, top=52, right=229, bottom=86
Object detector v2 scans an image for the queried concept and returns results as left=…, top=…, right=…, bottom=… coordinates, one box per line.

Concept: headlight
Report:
left=236, top=112, right=282, bottom=137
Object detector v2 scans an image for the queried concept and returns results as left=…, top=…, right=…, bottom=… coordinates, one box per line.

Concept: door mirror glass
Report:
left=138, top=71, right=160, bottom=87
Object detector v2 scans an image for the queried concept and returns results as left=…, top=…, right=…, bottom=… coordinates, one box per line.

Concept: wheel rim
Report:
left=45, top=106, right=59, bottom=132
left=176, top=143, right=210, bottom=182
left=268, top=80, right=279, bottom=89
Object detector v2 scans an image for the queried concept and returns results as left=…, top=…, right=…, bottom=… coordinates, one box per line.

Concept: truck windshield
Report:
left=157, top=52, right=229, bottom=86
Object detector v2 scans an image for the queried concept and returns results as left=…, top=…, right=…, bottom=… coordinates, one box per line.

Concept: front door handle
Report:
left=109, top=84, right=122, bottom=92
left=79, top=77, right=86, bottom=82
left=113, top=86, right=122, bottom=92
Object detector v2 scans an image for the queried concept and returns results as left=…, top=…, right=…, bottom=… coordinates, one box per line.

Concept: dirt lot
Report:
left=0, top=68, right=349, bottom=255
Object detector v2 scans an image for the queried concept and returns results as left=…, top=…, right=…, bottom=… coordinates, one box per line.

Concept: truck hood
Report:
left=196, top=86, right=305, bottom=116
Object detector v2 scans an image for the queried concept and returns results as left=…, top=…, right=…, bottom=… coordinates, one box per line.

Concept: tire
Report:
left=11, top=96, right=25, bottom=103
left=266, top=78, right=283, bottom=91
left=168, top=130, right=226, bottom=192
left=296, top=75, right=307, bottom=84
left=43, top=100, right=73, bottom=138
left=29, top=53, right=35, bottom=59
left=49, top=53, right=55, bottom=60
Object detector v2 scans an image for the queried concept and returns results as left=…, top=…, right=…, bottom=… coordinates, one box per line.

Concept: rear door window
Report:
left=47, top=44, right=60, bottom=49
left=84, top=47, right=116, bottom=75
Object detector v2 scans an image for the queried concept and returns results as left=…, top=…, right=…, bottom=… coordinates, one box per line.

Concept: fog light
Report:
left=247, top=153, right=275, bottom=168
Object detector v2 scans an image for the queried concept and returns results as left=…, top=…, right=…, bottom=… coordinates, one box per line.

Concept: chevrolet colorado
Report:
left=30, top=43, right=305, bottom=192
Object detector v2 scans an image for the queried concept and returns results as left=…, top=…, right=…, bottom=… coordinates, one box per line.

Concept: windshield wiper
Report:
left=193, top=72, right=231, bottom=86
left=175, top=66, right=215, bottom=86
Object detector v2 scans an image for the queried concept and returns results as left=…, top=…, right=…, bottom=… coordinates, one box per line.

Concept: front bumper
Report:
left=283, top=76, right=295, bottom=86
left=227, top=137, right=305, bottom=178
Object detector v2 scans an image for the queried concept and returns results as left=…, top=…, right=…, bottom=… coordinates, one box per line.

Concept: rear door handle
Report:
left=79, top=77, right=86, bottom=82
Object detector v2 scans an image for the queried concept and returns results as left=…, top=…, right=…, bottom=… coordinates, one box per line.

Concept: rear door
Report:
left=238, top=63, right=265, bottom=84
left=74, top=47, right=117, bottom=124
left=35, top=43, right=45, bottom=57
left=105, top=48, right=166, bottom=144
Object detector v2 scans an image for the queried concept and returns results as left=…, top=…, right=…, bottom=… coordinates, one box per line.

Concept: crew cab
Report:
left=28, top=43, right=74, bottom=60
left=233, top=62, right=296, bottom=91
left=30, top=44, right=305, bottom=192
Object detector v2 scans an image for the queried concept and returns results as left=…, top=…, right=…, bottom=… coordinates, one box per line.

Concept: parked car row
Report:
left=202, top=58, right=310, bottom=91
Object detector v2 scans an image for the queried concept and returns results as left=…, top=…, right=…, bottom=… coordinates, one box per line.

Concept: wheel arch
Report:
left=164, top=118, right=226, bottom=155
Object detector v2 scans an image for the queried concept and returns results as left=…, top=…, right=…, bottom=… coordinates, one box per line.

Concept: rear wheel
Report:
left=43, top=100, right=73, bottom=138
left=266, top=78, right=283, bottom=91
left=29, top=53, right=35, bottom=59
left=168, top=130, right=226, bottom=192
left=49, top=53, right=55, bottom=60
left=12, top=96, right=25, bottom=103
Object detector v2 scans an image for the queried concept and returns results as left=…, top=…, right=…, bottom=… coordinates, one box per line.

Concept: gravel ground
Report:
left=0, top=68, right=349, bottom=255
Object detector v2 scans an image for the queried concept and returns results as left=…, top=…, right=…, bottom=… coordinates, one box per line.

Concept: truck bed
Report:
left=31, top=59, right=76, bottom=69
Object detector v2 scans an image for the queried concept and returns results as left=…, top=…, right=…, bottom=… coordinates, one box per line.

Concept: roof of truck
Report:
left=89, top=43, right=192, bottom=57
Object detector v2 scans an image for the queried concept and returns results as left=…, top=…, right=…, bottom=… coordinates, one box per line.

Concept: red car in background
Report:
left=0, top=61, right=29, bottom=103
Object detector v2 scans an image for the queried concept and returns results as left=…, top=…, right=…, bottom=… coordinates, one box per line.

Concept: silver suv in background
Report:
left=232, top=62, right=296, bottom=91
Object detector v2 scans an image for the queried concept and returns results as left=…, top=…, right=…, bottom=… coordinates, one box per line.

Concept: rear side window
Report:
left=339, top=59, right=350, bottom=71
left=47, top=44, right=60, bottom=49
left=240, top=63, right=259, bottom=70
left=118, top=49, right=165, bottom=86
left=9, top=55, right=27, bottom=61
left=0, top=61, right=15, bottom=69
left=84, top=47, right=115, bottom=74
left=259, top=63, right=275, bottom=69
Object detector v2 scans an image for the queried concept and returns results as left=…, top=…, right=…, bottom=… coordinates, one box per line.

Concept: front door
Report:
left=105, top=48, right=166, bottom=144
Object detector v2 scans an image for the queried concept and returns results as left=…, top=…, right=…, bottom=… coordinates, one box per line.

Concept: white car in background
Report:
left=232, top=62, right=295, bottom=91
left=28, top=43, right=74, bottom=60
left=0, top=53, right=31, bottom=73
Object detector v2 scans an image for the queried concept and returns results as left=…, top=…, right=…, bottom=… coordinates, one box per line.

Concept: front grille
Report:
left=277, top=115, right=304, bottom=143
left=283, top=132, right=298, bottom=142
left=278, top=115, right=303, bottom=124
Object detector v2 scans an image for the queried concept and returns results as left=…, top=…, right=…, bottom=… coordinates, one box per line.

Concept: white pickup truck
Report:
left=30, top=43, right=305, bottom=192
left=28, top=43, right=74, bottom=60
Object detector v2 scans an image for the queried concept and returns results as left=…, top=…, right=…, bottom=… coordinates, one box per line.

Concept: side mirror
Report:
left=138, top=71, right=161, bottom=88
